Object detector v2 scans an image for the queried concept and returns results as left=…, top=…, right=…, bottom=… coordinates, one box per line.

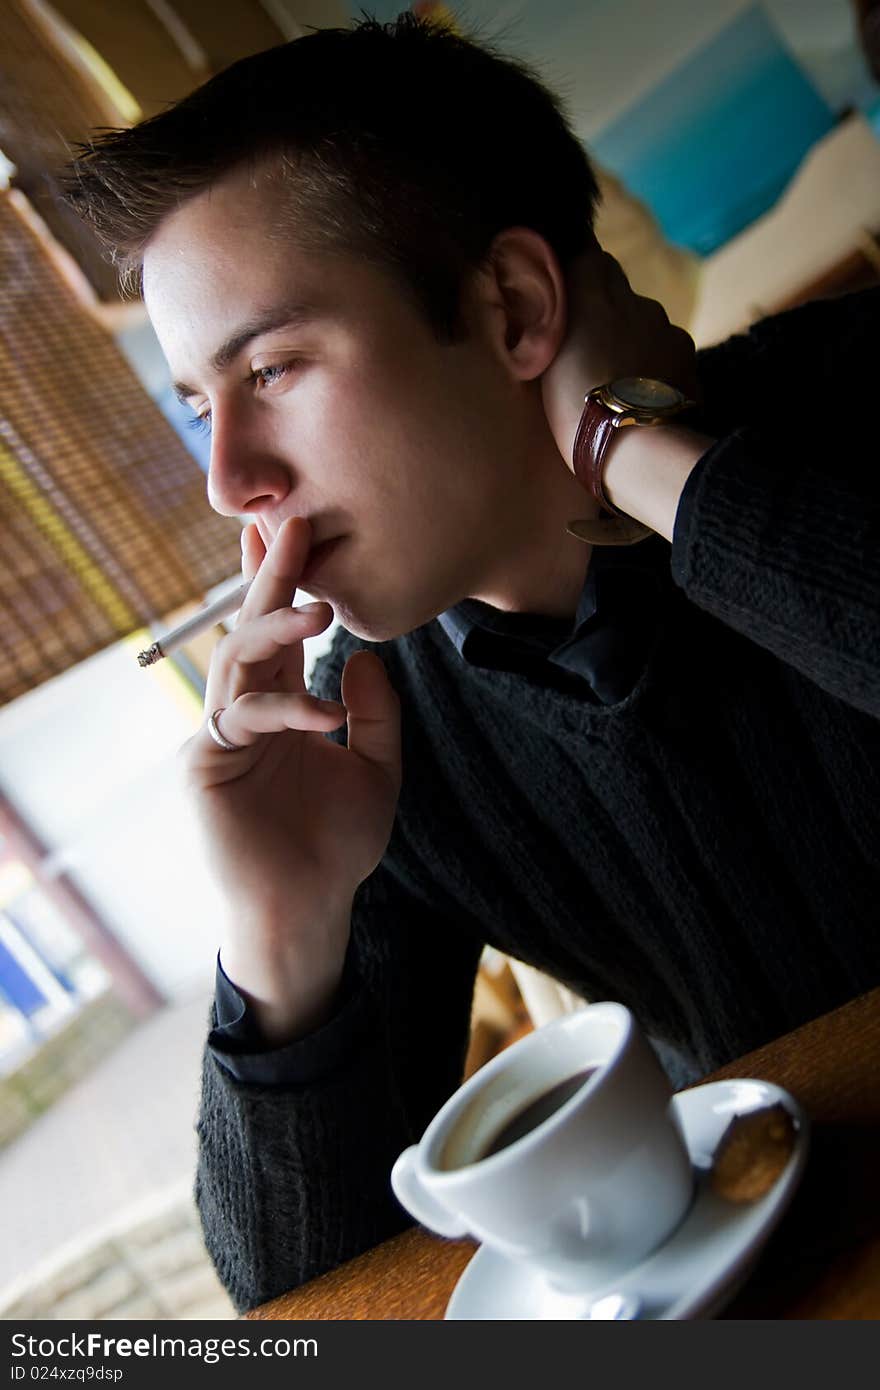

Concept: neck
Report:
left=470, top=438, right=598, bottom=620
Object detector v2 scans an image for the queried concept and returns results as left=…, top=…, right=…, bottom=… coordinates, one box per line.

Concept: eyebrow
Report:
left=172, top=301, right=318, bottom=403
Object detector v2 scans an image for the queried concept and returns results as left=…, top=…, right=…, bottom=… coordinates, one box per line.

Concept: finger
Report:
left=240, top=523, right=266, bottom=584
left=220, top=519, right=314, bottom=703
left=204, top=602, right=333, bottom=712
left=341, top=651, right=402, bottom=790
left=238, top=516, right=311, bottom=623
left=207, top=690, right=345, bottom=750
left=217, top=603, right=333, bottom=673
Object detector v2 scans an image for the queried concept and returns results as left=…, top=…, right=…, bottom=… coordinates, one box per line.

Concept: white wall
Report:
left=0, top=621, right=339, bottom=1001
left=422, top=1, right=874, bottom=136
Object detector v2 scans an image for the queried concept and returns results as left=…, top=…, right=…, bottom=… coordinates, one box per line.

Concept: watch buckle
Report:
left=566, top=517, right=653, bottom=546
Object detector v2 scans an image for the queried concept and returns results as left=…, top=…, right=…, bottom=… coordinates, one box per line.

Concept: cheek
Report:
left=307, top=373, right=424, bottom=488
left=275, top=375, right=360, bottom=473
left=305, top=351, right=504, bottom=512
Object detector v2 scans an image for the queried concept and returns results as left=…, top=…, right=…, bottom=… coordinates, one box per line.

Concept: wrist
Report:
left=601, top=424, right=714, bottom=543
left=219, top=897, right=353, bottom=1044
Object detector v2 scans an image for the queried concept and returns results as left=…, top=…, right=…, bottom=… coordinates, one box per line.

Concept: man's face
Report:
left=143, top=169, right=553, bottom=639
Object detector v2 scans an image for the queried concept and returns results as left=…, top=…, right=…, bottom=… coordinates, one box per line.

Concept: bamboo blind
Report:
left=0, top=1, right=292, bottom=299
left=0, top=0, right=129, bottom=302
left=0, top=189, right=241, bottom=705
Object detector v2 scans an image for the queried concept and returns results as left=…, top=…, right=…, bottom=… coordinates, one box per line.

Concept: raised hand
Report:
left=541, top=248, right=699, bottom=473
left=183, top=516, right=401, bottom=1041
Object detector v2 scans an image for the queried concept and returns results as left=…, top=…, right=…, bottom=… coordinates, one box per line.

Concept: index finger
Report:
left=239, top=516, right=311, bottom=620
left=240, top=522, right=265, bottom=583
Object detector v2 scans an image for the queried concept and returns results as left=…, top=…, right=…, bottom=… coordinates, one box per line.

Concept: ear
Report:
left=472, top=227, right=567, bottom=381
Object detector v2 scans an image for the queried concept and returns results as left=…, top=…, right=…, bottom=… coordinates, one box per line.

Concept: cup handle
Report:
left=390, top=1146, right=470, bottom=1238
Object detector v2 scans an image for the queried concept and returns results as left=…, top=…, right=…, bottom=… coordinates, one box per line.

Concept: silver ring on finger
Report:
left=207, top=708, right=244, bottom=752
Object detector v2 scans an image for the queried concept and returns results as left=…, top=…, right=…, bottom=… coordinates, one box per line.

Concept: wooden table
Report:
left=247, top=988, right=880, bottom=1320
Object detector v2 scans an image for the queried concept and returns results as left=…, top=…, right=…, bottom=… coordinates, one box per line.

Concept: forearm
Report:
left=594, top=406, right=880, bottom=717
left=670, top=429, right=880, bottom=718
left=196, top=1029, right=413, bottom=1311
left=601, top=423, right=716, bottom=542
left=198, top=871, right=484, bottom=1311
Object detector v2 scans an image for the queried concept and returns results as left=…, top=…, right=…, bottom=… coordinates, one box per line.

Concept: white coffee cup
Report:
left=391, top=1002, right=694, bottom=1291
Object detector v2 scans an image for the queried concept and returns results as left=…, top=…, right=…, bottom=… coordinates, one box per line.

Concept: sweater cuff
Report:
left=670, top=446, right=711, bottom=557
left=670, top=430, right=759, bottom=594
left=208, top=948, right=368, bottom=1087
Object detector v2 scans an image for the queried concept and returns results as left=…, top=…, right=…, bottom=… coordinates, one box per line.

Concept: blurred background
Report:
left=1, top=0, right=878, bottom=1321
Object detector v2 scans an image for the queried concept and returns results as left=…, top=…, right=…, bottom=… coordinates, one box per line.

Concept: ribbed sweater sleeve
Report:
left=673, top=289, right=880, bottom=717
left=194, top=635, right=484, bottom=1313
left=195, top=970, right=405, bottom=1312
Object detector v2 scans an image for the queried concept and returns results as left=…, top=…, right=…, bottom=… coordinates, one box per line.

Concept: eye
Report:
left=253, top=362, right=292, bottom=389
left=187, top=411, right=212, bottom=436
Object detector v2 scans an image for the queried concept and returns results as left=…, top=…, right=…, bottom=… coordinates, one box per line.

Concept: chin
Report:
left=331, top=593, right=437, bottom=644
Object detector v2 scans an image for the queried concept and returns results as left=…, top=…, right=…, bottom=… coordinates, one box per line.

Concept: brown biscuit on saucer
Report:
left=710, top=1102, right=798, bottom=1202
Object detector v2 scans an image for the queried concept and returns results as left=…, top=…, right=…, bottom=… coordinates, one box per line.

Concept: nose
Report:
left=206, top=401, right=293, bottom=518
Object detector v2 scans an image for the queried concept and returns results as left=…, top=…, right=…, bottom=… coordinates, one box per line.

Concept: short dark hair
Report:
left=64, top=14, right=599, bottom=335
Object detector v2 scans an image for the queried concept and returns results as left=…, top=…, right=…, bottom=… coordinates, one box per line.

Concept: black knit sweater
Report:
left=195, top=289, right=880, bottom=1312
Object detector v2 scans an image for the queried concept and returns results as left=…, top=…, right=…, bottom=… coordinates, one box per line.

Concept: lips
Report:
left=299, top=535, right=344, bottom=588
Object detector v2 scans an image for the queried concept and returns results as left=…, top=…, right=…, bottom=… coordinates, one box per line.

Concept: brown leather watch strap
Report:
left=571, top=393, right=625, bottom=516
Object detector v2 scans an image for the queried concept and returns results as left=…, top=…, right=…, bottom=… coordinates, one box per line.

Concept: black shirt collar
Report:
left=437, top=534, right=672, bottom=704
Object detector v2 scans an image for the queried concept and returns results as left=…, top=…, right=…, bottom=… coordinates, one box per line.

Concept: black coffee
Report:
left=477, top=1067, right=598, bottom=1160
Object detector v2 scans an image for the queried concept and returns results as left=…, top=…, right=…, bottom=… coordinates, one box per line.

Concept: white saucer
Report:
left=445, top=1078, right=809, bottom=1320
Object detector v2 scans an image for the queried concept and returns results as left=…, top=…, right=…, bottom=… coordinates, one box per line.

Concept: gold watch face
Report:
left=610, top=377, right=685, bottom=413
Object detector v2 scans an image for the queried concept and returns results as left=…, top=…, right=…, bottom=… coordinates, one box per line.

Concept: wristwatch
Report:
left=567, top=376, right=693, bottom=546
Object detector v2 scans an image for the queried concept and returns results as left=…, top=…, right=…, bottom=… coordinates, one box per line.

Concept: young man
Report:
left=66, top=17, right=879, bottom=1311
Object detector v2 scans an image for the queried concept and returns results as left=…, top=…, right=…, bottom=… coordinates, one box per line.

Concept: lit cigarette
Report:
left=137, top=580, right=252, bottom=667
